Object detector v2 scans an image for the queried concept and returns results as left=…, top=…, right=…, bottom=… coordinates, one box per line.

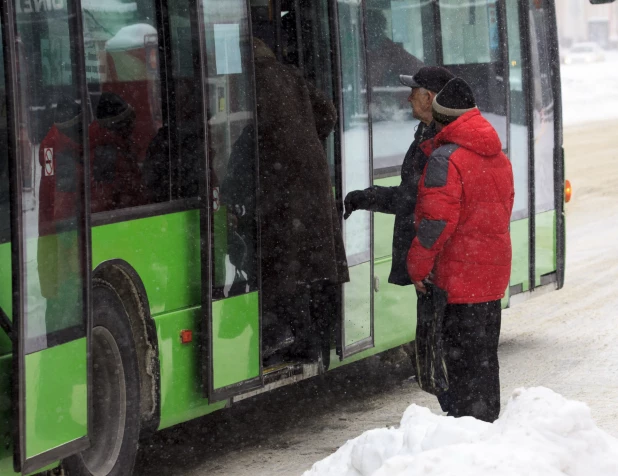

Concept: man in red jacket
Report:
left=407, top=78, right=514, bottom=422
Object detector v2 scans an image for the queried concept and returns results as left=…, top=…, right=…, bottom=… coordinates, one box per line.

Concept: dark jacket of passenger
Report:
left=370, top=121, right=437, bottom=286
left=253, top=44, right=349, bottom=291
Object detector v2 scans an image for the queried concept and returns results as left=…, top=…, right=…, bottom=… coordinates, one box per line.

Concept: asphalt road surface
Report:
left=137, top=119, right=618, bottom=475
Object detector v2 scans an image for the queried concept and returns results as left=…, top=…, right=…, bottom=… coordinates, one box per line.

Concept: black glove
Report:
left=344, top=189, right=374, bottom=219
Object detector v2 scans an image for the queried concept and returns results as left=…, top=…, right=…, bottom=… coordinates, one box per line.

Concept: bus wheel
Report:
left=63, top=282, right=141, bottom=476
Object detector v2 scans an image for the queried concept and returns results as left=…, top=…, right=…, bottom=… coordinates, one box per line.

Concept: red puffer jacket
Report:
left=407, top=109, right=514, bottom=304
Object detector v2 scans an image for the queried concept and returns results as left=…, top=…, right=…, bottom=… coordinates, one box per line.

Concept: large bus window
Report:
left=365, top=0, right=434, bottom=173
left=438, top=0, right=507, bottom=149
left=440, top=0, right=500, bottom=65
left=15, top=1, right=87, bottom=351
left=529, top=0, right=555, bottom=214
left=202, top=0, right=258, bottom=298
left=507, top=0, right=529, bottom=220
left=82, top=0, right=164, bottom=211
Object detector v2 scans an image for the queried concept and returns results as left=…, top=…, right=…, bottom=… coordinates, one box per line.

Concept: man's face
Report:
left=407, top=87, right=434, bottom=125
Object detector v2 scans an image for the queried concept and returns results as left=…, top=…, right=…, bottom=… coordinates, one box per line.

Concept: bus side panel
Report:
left=91, top=210, right=201, bottom=315
left=211, top=293, right=260, bottom=390
left=535, top=210, right=557, bottom=285
left=510, top=218, right=530, bottom=292
left=0, top=354, right=15, bottom=476
left=24, top=340, right=88, bottom=459
left=343, top=263, right=372, bottom=348
left=154, top=307, right=226, bottom=431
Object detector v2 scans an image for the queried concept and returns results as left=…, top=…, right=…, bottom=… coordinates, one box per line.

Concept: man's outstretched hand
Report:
left=344, top=189, right=372, bottom=219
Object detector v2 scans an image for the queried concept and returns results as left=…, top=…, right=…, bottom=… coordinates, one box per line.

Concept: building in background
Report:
left=555, top=0, right=618, bottom=48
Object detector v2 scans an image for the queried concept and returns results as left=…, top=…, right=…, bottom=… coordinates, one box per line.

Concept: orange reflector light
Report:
left=180, top=329, right=193, bottom=344
left=565, top=180, right=572, bottom=203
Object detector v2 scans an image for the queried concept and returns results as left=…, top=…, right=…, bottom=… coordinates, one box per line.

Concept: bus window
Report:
left=438, top=0, right=507, bottom=149
left=168, top=0, right=205, bottom=200
left=82, top=0, right=164, bottom=210
left=507, top=0, right=530, bottom=220
left=365, top=0, right=435, bottom=173
left=15, top=0, right=87, bottom=351
left=202, top=0, right=258, bottom=298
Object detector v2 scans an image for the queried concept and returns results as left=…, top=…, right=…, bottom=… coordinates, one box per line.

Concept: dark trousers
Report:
left=262, top=280, right=336, bottom=368
left=437, top=300, right=502, bottom=423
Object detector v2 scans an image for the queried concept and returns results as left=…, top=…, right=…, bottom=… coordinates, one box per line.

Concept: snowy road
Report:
left=136, top=117, right=618, bottom=475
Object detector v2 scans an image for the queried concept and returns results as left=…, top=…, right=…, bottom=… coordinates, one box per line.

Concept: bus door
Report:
left=527, top=0, right=563, bottom=291
left=199, top=0, right=264, bottom=402
left=4, top=0, right=93, bottom=472
left=335, top=0, right=375, bottom=358
left=267, top=0, right=376, bottom=359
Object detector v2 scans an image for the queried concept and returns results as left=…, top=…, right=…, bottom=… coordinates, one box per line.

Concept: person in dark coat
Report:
left=89, top=92, right=144, bottom=213
left=407, top=78, right=514, bottom=422
left=252, top=39, right=349, bottom=365
left=344, top=66, right=454, bottom=286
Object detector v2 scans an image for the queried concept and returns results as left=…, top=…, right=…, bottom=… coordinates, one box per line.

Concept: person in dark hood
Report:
left=89, top=92, right=144, bottom=212
left=344, top=66, right=454, bottom=286
left=407, top=78, right=514, bottom=422
left=248, top=38, right=349, bottom=366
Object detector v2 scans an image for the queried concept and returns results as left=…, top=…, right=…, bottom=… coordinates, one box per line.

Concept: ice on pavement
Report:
left=303, top=387, right=618, bottom=476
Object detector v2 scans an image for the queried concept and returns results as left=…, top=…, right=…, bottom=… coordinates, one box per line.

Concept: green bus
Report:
left=0, top=0, right=565, bottom=474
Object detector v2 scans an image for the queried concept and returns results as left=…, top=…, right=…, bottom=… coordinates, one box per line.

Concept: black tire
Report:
left=63, top=281, right=141, bottom=476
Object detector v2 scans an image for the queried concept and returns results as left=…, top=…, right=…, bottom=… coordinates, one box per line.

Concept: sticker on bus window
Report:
left=214, top=24, right=242, bottom=75
left=44, top=148, right=54, bottom=177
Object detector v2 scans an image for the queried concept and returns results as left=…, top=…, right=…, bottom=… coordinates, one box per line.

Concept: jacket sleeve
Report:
left=407, top=155, right=462, bottom=282
left=370, top=185, right=400, bottom=215
left=306, top=79, right=337, bottom=140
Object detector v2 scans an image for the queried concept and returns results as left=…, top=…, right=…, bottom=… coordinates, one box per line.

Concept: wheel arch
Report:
left=92, top=259, right=161, bottom=438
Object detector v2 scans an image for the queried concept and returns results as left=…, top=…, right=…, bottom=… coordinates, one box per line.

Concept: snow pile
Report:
left=303, top=387, right=618, bottom=476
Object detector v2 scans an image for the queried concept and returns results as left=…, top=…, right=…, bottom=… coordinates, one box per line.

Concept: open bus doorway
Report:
left=246, top=0, right=346, bottom=370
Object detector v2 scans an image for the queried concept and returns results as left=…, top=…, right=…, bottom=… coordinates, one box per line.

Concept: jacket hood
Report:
left=434, top=109, right=502, bottom=157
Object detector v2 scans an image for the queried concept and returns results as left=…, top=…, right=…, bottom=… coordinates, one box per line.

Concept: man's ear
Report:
left=426, top=91, right=437, bottom=107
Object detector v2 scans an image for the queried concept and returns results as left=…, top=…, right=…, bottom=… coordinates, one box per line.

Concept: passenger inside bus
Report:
left=89, top=92, right=144, bottom=213
left=228, top=37, right=348, bottom=368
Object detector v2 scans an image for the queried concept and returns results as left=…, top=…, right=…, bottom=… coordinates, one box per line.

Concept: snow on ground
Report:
left=561, top=51, right=618, bottom=127
left=304, top=387, right=618, bottom=476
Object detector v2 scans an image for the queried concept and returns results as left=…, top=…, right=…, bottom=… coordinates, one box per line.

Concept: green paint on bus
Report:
left=25, top=338, right=87, bottom=459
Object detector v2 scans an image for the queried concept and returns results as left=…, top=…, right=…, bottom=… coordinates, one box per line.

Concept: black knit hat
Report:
left=96, top=92, right=134, bottom=129
left=399, top=66, right=454, bottom=94
left=54, top=95, right=82, bottom=130
left=432, top=78, right=477, bottom=125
